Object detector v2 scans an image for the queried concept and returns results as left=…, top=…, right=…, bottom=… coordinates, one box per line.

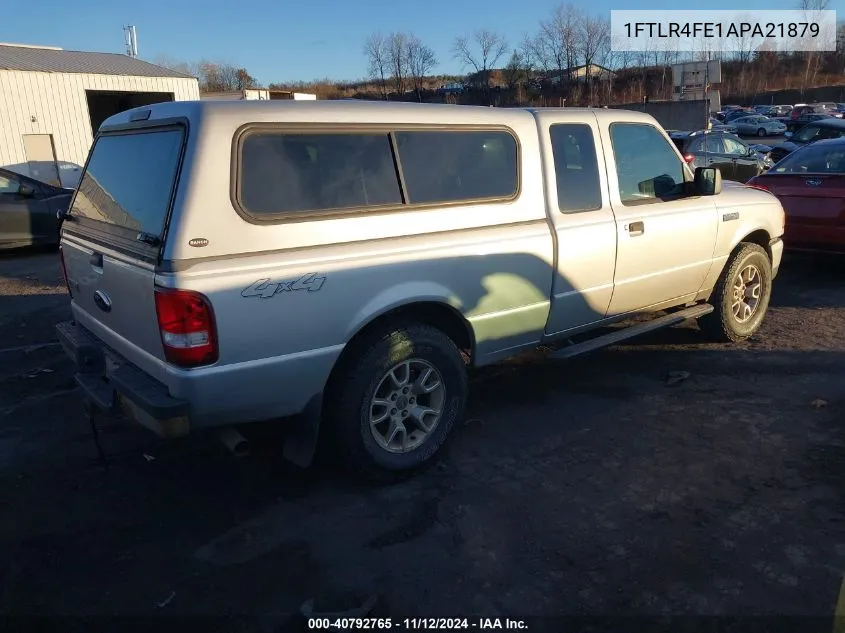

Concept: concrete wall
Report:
left=608, top=100, right=710, bottom=132
left=0, top=70, right=199, bottom=187
left=727, top=85, right=845, bottom=106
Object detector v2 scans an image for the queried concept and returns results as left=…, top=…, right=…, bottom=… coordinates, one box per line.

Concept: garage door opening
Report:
left=86, top=90, right=175, bottom=135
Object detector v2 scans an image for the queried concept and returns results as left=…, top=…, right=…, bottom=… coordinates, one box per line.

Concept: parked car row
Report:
left=715, top=102, right=844, bottom=137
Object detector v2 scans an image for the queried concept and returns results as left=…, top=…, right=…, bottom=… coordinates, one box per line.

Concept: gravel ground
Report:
left=0, top=248, right=843, bottom=631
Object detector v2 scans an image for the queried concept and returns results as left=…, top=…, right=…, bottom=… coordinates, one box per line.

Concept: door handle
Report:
left=627, top=221, right=645, bottom=236
left=89, top=253, right=103, bottom=268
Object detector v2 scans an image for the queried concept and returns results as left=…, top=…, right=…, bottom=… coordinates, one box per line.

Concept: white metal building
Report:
left=200, top=88, right=317, bottom=101
left=0, top=43, right=199, bottom=188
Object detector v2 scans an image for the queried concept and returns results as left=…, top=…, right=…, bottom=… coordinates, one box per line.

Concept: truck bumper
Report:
left=770, top=237, right=784, bottom=279
left=55, top=321, right=191, bottom=438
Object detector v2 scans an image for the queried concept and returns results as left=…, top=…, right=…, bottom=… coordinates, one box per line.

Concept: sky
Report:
left=0, top=0, right=811, bottom=86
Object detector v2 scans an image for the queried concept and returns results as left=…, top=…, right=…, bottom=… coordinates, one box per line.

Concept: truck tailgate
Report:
left=59, top=124, right=187, bottom=378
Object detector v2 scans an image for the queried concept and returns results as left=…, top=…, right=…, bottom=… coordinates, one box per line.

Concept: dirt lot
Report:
left=1, top=249, right=844, bottom=630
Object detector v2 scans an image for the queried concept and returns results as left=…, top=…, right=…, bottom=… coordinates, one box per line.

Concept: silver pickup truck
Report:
left=55, top=101, right=785, bottom=477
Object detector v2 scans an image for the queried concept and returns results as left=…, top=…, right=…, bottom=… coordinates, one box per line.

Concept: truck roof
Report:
left=99, top=99, right=660, bottom=131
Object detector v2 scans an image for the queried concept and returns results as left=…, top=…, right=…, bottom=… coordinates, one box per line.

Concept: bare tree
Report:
left=653, top=38, right=682, bottom=99
left=364, top=33, right=390, bottom=98
left=580, top=14, right=610, bottom=102
left=518, top=33, right=538, bottom=78
left=406, top=34, right=437, bottom=101
left=605, top=39, right=635, bottom=73
left=388, top=32, right=410, bottom=94
left=798, top=0, right=830, bottom=89
left=535, top=3, right=584, bottom=86
left=502, top=50, right=527, bottom=90
left=452, top=29, right=508, bottom=98
left=837, top=20, right=845, bottom=73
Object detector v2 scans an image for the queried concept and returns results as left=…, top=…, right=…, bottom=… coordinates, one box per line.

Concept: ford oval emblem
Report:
left=188, top=238, right=209, bottom=248
left=805, top=178, right=822, bottom=187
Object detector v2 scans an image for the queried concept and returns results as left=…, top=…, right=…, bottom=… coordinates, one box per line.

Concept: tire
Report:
left=757, top=128, right=767, bottom=137
left=699, top=242, right=772, bottom=343
left=325, top=322, right=468, bottom=479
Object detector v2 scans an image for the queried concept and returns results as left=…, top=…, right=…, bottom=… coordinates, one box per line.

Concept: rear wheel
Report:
left=325, top=322, right=468, bottom=478
left=700, top=242, right=772, bottom=343
left=757, top=128, right=767, bottom=137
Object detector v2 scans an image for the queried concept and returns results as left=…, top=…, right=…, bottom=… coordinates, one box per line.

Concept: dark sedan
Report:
left=783, top=112, right=835, bottom=133
left=724, top=108, right=756, bottom=122
left=747, top=138, right=845, bottom=254
left=768, top=119, right=845, bottom=163
left=670, top=130, right=767, bottom=182
left=0, top=168, right=74, bottom=249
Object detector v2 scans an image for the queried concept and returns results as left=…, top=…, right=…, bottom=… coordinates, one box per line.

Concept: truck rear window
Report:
left=70, top=128, right=184, bottom=237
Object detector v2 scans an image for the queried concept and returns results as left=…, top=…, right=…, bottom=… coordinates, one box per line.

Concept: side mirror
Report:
left=18, top=184, right=35, bottom=197
left=694, top=166, right=722, bottom=196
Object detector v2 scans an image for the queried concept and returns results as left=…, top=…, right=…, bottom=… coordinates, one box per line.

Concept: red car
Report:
left=747, top=138, right=845, bottom=253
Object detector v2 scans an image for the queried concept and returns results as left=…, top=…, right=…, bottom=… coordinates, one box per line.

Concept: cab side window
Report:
left=609, top=123, right=686, bottom=204
left=549, top=123, right=602, bottom=213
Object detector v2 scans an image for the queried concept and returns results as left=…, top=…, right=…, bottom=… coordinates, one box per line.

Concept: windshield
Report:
left=771, top=143, right=845, bottom=174
left=793, top=126, right=821, bottom=142
left=70, top=128, right=184, bottom=237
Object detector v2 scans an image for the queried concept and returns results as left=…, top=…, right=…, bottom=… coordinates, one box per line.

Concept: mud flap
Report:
left=283, top=392, right=323, bottom=468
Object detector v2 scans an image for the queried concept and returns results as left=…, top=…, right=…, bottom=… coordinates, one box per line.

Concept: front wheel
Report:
left=700, top=242, right=773, bottom=343
left=326, top=322, right=468, bottom=478
left=757, top=128, right=767, bottom=137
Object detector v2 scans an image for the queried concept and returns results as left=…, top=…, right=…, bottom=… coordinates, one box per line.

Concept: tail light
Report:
left=683, top=153, right=696, bottom=163
left=746, top=183, right=769, bottom=191
left=154, top=287, right=218, bottom=368
left=58, top=245, right=72, bottom=296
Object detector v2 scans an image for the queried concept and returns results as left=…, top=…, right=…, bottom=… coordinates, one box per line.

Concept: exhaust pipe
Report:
left=219, top=428, right=249, bottom=457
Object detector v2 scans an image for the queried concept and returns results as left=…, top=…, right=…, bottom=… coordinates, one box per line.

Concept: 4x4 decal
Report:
left=241, top=273, right=326, bottom=299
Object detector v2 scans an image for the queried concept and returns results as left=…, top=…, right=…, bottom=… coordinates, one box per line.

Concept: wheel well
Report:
left=335, top=302, right=474, bottom=370
left=740, top=230, right=772, bottom=261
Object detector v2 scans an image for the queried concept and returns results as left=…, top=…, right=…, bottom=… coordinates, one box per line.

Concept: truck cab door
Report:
left=599, top=121, right=719, bottom=316
left=541, top=118, right=617, bottom=336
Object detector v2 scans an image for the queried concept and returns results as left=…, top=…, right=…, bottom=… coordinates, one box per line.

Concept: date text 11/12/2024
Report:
left=307, top=618, right=528, bottom=630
